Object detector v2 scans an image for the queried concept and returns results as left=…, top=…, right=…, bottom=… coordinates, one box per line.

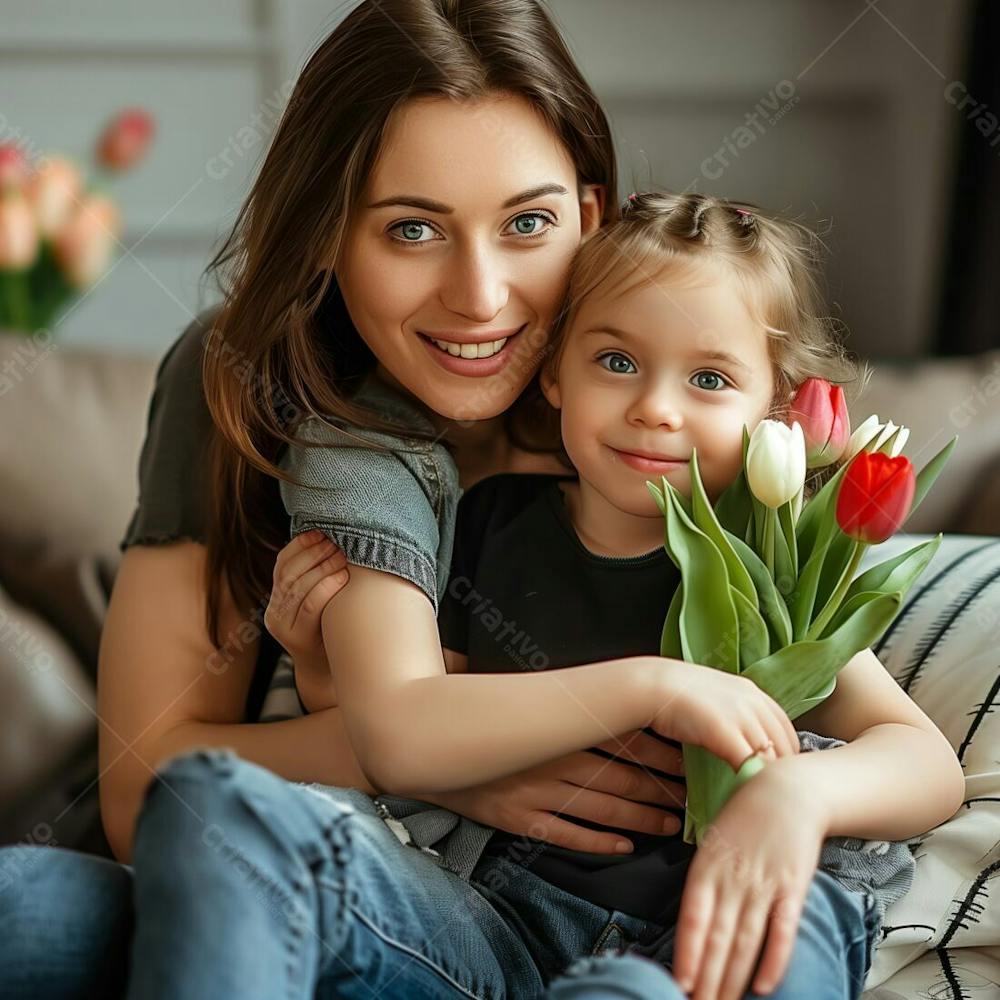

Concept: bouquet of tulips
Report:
left=0, top=108, right=155, bottom=333
left=647, top=379, right=956, bottom=846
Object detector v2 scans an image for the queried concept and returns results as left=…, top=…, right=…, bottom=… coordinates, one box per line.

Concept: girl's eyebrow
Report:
left=366, top=183, right=569, bottom=214
left=582, top=327, right=752, bottom=373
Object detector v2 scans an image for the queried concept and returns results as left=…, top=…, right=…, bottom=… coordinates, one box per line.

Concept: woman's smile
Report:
left=417, top=323, right=526, bottom=377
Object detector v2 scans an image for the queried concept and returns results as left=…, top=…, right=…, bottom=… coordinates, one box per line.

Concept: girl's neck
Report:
left=559, top=480, right=666, bottom=558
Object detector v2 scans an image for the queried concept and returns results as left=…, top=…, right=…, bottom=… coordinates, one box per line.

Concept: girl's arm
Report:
left=98, top=542, right=379, bottom=864
left=321, top=564, right=683, bottom=796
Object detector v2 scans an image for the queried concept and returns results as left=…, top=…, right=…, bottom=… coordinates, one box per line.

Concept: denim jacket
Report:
left=279, top=374, right=462, bottom=613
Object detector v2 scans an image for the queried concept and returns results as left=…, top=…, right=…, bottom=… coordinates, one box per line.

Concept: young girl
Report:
left=263, top=191, right=963, bottom=1000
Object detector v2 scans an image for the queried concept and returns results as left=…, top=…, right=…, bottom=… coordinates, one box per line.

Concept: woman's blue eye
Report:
left=597, top=352, right=636, bottom=374
left=507, top=212, right=552, bottom=238
left=390, top=220, right=436, bottom=243
left=692, top=370, right=729, bottom=391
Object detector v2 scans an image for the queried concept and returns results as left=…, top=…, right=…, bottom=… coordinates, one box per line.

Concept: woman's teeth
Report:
left=431, top=337, right=508, bottom=360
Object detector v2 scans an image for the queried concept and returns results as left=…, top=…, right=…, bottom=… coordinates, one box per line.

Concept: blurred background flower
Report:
left=0, top=108, right=154, bottom=333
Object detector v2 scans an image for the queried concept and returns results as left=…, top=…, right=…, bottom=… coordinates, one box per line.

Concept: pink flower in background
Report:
left=0, top=145, right=28, bottom=192
left=788, top=377, right=851, bottom=468
left=0, top=193, right=39, bottom=270
left=96, top=108, right=155, bottom=171
left=25, top=156, right=83, bottom=238
left=52, top=194, right=121, bottom=288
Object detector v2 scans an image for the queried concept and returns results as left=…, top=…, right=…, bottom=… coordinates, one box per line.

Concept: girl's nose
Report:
left=626, top=389, right=684, bottom=430
left=440, top=244, right=509, bottom=322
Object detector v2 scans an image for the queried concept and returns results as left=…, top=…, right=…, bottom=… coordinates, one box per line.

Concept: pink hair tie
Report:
left=627, top=192, right=639, bottom=202
left=735, top=208, right=751, bottom=216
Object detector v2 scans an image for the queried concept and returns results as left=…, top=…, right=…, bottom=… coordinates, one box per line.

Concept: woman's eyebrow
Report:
left=366, top=183, right=569, bottom=214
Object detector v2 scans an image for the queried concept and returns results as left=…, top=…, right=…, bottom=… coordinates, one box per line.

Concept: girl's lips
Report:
left=418, top=325, right=525, bottom=378
left=611, top=448, right=689, bottom=474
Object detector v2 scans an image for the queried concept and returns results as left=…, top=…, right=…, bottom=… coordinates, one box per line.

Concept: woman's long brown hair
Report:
left=201, top=0, right=619, bottom=645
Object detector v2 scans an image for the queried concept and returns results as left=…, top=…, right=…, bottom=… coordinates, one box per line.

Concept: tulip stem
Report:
left=2, top=271, right=30, bottom=332
left=763, top=507, right=776, bottom=577
left=805, top=539, right=866, bottom=641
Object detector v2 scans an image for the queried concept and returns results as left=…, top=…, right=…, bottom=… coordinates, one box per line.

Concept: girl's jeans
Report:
left=0, top=748, right=878, bottom=999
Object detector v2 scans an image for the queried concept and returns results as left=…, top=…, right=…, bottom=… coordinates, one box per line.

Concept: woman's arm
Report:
left=322, top=565, right=693, bottom=797
left=97, top=542, right=377, bottom=864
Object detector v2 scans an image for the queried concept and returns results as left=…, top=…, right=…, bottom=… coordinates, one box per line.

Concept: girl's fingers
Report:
left=290, top=566, right=350, bottom=632
left=716, top=889, right=772, bottom=1000
left=274, top=529, right=327, bottom=574
left=276, top=531, right=340, bottom=589
left=518, top=812, right=635, bottom=855
left=672, top=874, right=716, bottom=994
left=690, top=886, right=742, bottom=1000
left=751, top=892, right=803, bottom=995
left=763, top=698, right=799, bottom=758
left=554, top=786, right=681, bottom=837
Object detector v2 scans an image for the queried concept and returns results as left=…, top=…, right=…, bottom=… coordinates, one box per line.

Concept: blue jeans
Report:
left=0, top=748, right=878, bottom=999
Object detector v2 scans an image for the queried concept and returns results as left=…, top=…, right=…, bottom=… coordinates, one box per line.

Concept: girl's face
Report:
left=336, top=92, right=604, bottom=424
left=543, top=263, right=776, bottom=516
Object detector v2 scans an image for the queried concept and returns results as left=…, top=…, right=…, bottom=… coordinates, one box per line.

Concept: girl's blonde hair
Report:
left=544, top=190, right=868, bottom=421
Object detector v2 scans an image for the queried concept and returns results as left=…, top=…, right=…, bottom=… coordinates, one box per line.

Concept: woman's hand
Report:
left=264, top=530, right=349, bottom=711
left=671, top=766, right=828, bottom=1000
left=430, top=728, right=687, bottom=853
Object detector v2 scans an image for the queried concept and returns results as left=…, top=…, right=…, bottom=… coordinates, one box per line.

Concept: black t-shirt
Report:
left=437, top=473, right=696, bottom=924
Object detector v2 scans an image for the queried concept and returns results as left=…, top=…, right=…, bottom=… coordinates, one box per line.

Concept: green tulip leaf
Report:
left=743, top=592, right=902, bottom=719
left=732, top=586, right=770, bottom=670
left=787, top=535, right=833, bottom=641
left=660, top=582, right=684, bottom=660
left=795, top=460, right=849, bottom=564
left=777, top=500, right=798, bottom=581
left=662, top=482, right=740, bottom=672
left=689, top=449, right=757, bottom=607
left=725, top=531, right=792, bottom=649
left=714, top=426, right=754, bottom=539
left=843, top=535, right=942, bottom=606
left=907, top=438, right=957, bottom=525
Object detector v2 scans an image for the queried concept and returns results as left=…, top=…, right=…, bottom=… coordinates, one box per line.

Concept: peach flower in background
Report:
left=0, top=193, right=39, bottom=271
left=52, top=194, right=122, bottom=288
left=96, top=108, right=155, bottom=172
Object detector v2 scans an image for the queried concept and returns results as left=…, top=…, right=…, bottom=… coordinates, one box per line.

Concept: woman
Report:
left=0, top=2, right=692, bottom=997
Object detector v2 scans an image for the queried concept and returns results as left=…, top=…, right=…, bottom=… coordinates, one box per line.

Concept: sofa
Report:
left=1, top=328, right=999, bottom=999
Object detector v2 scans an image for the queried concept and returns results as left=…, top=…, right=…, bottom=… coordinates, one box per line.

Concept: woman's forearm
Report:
left=158, top=708, right=377, bottom=794
left=347, top=658, right=667, bottom=796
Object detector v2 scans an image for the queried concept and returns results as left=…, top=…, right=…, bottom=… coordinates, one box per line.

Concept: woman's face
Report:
left=336, top=92, right=604, bottom=424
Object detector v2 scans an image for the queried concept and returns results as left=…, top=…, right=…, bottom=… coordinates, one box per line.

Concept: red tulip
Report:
left=836, top=451, right=915, bottom=544
left=788, top=377, right=851, bottom=468
left=96, top=108, right=155, bottom=171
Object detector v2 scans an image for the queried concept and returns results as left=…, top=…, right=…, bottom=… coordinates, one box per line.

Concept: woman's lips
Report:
left=418, top=325, right=525, bottom=378
left=610, top=447, right=689, bottom=474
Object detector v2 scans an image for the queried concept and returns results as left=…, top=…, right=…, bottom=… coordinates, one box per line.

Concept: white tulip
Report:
left=843, top=414, right=882, bottom=461
left=873, top=420, right=909, bottom=458
left=746, top=420, right=807, bottom=509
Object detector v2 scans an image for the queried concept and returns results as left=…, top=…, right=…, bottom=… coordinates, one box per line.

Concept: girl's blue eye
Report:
left=692, top=370, right=729, bottom=391
left=597, top=352, right=636, bottom=375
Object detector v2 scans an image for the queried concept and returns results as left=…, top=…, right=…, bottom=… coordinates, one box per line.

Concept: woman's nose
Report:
left=440, top=245, right=509, bottom=322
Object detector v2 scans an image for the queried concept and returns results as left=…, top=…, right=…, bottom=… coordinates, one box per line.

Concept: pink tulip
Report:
left=96, top=108, right=155, bottom=171
left=0, top=145, right=28, bottom=192
left=52, top=194, right=121, bottom=288
left=788, top=377, right=851, bottom=468
left=0, top=193, right=39, bottom=270
left=25, top=156, right=83, bottom=238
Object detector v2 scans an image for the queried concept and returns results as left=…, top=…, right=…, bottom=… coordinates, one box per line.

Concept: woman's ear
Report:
left=540, top=363, right=562, bottom=409
left=579, top=184, right=605, bottom=239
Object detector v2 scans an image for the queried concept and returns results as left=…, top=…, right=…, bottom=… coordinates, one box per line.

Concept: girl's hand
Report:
left=651, top=662, right=800, bottom=770
left=431, top=729, right=687, bottom=853
left=671, top=767, right=828, bottom=1000
left=264, top=530, right=350, bottom=711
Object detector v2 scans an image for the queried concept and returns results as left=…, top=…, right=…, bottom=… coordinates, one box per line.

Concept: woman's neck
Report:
left=373, top=363, right=564, bottom=488
left=560, top=480, right=666, bottom=558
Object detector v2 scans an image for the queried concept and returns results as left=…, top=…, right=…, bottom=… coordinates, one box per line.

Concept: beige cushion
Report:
left=0, top=331, right=157, bottom=562
left=0, top=584, right=95, bottom=805
left=850, top=350, right=1000, bottom=534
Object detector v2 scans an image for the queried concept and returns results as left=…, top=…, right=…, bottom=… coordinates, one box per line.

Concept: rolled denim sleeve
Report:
left=279, top=415, right=456, bottom=611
